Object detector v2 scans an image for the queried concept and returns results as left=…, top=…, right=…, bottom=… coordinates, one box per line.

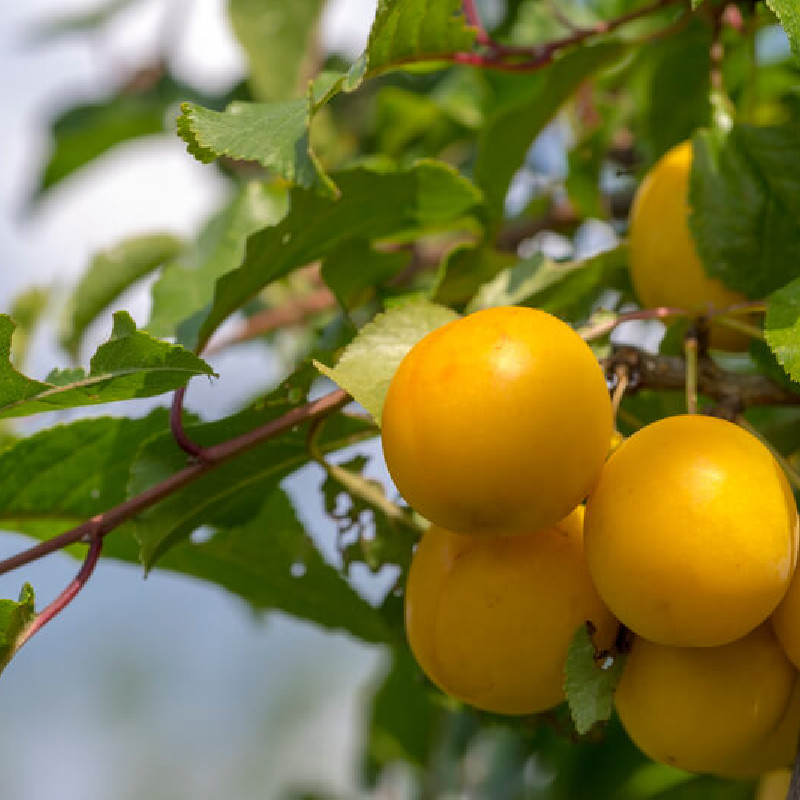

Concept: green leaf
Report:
left=315, top=300, right=459, bottom=423
left=475, top=42, right=625, bottom=215
left=62, top=233, right=183, bottom=357
left=0, top=312, right=214, bottom=419
left=767, top=0, right=800, bottom=64
left=348, top=0, right=476, bottom=87
left=0, top=585, right=36, bottom=675
left=766, top=276, right=800, bottom=383
left=691, top=0, right=706, bottom=10
left=128, top=366, right=374, bottom=569
left=34, top=74, right=214, bottom=198
left=147, top=181, right=288, bottom=343
left=690, top=125, right=800, bottom=298
left=467, top=245, right=629, bottom=319
left=227, top=0, right=325, bottom=101
left=363, top=648, right=442, bottom=783
left=194, top=162, right=482, bottom=351
left=564, top=623, right=626, bottom=736
left=0, top=410, right=170, bottom=542
left=177, top=98, right=329, bottom=190
left=629, top=19, right=711, bottom=163
left=321, top=239, right=411, bottom=311
left=158, top=489, right=393, bottom=644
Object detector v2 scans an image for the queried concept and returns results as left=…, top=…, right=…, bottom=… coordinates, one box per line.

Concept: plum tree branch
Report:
left=0, top=388, right=350, bottom=580
left=454, top=0, right=688, bottom=72
left=604, top=346, right=800, bottom=412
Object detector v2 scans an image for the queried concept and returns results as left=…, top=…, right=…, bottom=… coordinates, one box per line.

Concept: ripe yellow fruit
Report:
left=615, top=626, right=797, bottom=774
left=584, top=414, right=798, bottom=647
left=772, top=560, right=800, bottom=671
left=713, top=679, right=800, bottom=779
left=629, top=141, right=748, bottom=350
left=404, top=507, right=618, bottom=715
left=381, top=306, right=613, bottom=536
left=756, top=770, right=792, bottom=800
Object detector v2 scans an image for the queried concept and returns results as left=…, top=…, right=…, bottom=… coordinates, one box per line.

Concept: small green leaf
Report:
left=194, top=162, right=482, bottom=351
left=691, top=0, right=706, bottom=10
left=0, top=312, right=214, bottom=419
left=348, top=0, right=476, bottom=88
left=564, top=623, right=626, bottom=735
left=468, top=245, right=629, bottom=319
left=62, top=233, right=183, bottom=356
left=0, top=584, right=37, bottom=674
left=9, top=287, right=50, bottom=368
left=766, top=0, right=800, bottom=64
left=177, top=98, right=330, bottom=190
left=315, top=300, right=459, bottom=423
left=766, top=276, right=800, bottom=383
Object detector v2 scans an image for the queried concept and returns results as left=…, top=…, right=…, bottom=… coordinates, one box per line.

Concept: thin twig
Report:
left=684, top=330, right=699, bottom=414
left=170, top=386, right=206, bottom=460
left=789, top=742, right=800, bottom=800
left=462, top=0, right=491, bottom=45
left=203, top=288, right=336, bottom=355
left=580, top=306, right=690, bottom=341
left=0, top=389, right=350, bottom=578
left=17, top=536, right=103, bottom=648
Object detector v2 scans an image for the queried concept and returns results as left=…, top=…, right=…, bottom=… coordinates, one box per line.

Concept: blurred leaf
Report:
left=34, top=74, right=213, bottom=198
left=194, top=162, right=483, bottom=351
left=0, top=312, right=213, bottom=419
left=8, top=287, right=50, bottom=368
left=767, top=0, right=800, bottom=64
left=468, top=245, right=628, bottom=319
left=147, top=181, right=288, bottom=342
left=177, top=97, right=330, bottom=189
left=128, top=365, right=373, bottom=569
left=62, top=233, right=183, bottom=357
left=347, top=0, right=476, bottom=87
left=566, top=134, right=605, bottom=219
left=766, top=275, right=800, bottom=383
left=26, top=0, right=143, bottom=42
left=690, top=125, right=800, bottom=298
left=315, top=300, right=459, bottom=423
left=227, top=0, right=325, bottom=101
left=0, top=585, right=36, bottom=675
left=159, top=489, right=394, bottom=644
left=321, top=239, right=411, bottom=311
left=630, top=19, right=711, bottom=161
left=363, top=648, right=442, bottom=783
left=564, top=624, right=626, bottom=735
left=475, top=42, right=625, bottom=214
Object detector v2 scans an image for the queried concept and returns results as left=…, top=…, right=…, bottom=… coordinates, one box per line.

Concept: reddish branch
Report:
left=456, top=0, right=688, bottom=72
left=5, top=388, right=350, bottom=644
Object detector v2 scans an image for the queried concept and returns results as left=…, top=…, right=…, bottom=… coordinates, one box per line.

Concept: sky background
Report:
left=0, top=2, right=399, bottom=799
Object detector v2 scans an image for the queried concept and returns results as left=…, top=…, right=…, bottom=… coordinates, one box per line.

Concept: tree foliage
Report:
left=5, top=0, right=800, bottom=797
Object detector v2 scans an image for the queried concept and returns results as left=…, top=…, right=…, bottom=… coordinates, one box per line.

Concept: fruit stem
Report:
left=611, top=365, right=629, bottom=418
left=712, top=315, right=764, bottom=341
left=684, top=331, right=699, bottom=415
left=736, top=417, right=800, bottom=494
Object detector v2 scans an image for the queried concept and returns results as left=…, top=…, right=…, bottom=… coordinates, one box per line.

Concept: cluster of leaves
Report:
left=6, top=0, right=800, bottom=797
